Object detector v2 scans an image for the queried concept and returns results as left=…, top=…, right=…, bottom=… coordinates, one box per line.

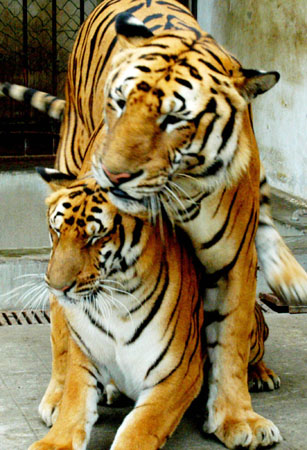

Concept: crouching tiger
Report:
left=28, top=168, right=280, bottom=450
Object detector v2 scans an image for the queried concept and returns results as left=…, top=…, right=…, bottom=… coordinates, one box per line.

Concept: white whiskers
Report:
left=168, top=180, right=197, bottom=205
left=0, top=273, right=49, bottom=311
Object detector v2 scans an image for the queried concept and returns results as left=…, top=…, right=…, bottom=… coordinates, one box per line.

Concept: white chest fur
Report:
left=64, top=300, right=167, bottom=401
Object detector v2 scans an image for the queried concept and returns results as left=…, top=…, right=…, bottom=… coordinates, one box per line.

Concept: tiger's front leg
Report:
left=110, top=366, right=203, bottom=450
left=29, top=333, right=99, bottom=450
left=203, top=246, right=281, bottom=449
left=38, top=294, right=69, bottom=427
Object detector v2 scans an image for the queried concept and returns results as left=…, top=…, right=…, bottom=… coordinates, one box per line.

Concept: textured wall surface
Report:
left=198, top=0, right=307, bottom=199
left=0, top=171, right=49, bottom=250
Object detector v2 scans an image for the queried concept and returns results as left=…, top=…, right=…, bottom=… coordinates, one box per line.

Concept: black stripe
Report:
left=131, top=217, right=144, bottom=247
left=143, top=43, right=169, bottom=49
left=199, top=59, right=223, bottom=74
left=23, top=88, right=37, bottom=104
left=212, top=188, right=226, bottom=218
left=113, top=223, right=126, bottom=261
left=79, top=364, right=99, bottom=383
left=198, top=113, right=218, bottom=151
left=260, top=177, right=267, bottom=188
left=260, top=194, right=270, bottom=205
left=206, top=49, right=227, bottom=73
left=145, top=316, right=178, bottom=379
left=176, top=191, right=211, bottom=223
left=153, top=319, right=193, bottom=386
left=84, top=305, right=115, bottom=340
left=162, top=244, right=185, bottom=335
left=173, top=91, right=186, bottom=110
left=184, top=287, right=203, bottom=376
left=246, top=209, right=258, bottom=252
left=84, top=12, right=114, bottom=90
left=156, top=1, right=192, bottom=17
left=179, top=60, right=202, bottom=80
left=207, top=341, right=220, bottom=348
left=201, top=190, right=238, bottom=250
left=193, top=159, right=223, bottom=179
left=150, top=24, right=163, bottom=32
left=257, top=220, right=271, bottom=228
left=2, top=82, right=11, bottom=96
left=68, top=322, right=95, bottom=359
left=129, top=259, right=164, bottom=314
left=126, top=261, right=169, bottom=345
left=94, top=36, right=118, bottom=92
left=136, top=65, right=151, bottom=72
left=193, top=97, right=217, bottom=128
left=205, top=309, right=229, bottom=327
left=175, top=77, right=193, bottom=89
left=217, top=98, right=237, bottom=154
left=143, top=13, right=163, bottom=23
left=203, top=205, right=256, bottom=285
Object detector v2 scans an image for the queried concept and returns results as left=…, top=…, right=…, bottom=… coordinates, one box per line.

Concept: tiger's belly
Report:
left=63, top=303, right=165, bottom=401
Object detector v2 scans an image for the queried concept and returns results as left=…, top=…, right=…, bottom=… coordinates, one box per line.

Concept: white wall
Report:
left=198, top=0, right=307, bottom=200
left=0, top=171, right=49, bottom=250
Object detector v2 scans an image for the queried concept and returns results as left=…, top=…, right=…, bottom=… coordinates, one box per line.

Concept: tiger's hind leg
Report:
left=248, top=302, right=280, bottom=392
left=38, top=294, right=68, bottom=427
left=249, top=360, right=280, bottom=392
left=29, top=333, right=99, bottom=450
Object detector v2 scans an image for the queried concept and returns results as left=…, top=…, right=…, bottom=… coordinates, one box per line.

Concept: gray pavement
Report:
left=0, top=314, right=306, bottom=449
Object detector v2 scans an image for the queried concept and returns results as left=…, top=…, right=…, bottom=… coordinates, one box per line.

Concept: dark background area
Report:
left=0, top=0, right=196, bottom=170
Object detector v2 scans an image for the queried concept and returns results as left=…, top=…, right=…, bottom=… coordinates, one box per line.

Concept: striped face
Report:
left=46, top=179, right=148, bottom=304
left=93, top=19, right=279, bottom=218
left=95, top=34, right=249, bottom=216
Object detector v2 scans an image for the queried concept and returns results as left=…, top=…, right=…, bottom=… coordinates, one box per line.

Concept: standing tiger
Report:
left=1, top=1, right=306, bottom=448
left=29, top=168, right=279, bottom=450
left=45, top=0, right=304, bottom=448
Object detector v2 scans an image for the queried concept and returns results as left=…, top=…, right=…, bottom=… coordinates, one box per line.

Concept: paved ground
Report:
left=0, top=195, right=306, bottom=450
left=0, top=314, right=306, bottom=450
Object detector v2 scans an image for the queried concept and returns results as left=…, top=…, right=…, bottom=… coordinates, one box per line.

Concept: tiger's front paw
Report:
left=38, top=380, right=64, bottom=427
left=204, top=411, right=282, bottom=449
left=28, top=427, right=88, bottom=450
left=248, top=360, right=280, bottom=392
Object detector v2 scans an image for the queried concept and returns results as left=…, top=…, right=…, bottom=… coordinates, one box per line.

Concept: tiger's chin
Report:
left=108, top=190, right=149, bottom=217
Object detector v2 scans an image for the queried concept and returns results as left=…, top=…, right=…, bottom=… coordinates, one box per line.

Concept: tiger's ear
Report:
left=36, top=167, right=76, bottom=191
left=115, top=12, right=154, bottom=48
left=235, top=69, right=280, bottom=102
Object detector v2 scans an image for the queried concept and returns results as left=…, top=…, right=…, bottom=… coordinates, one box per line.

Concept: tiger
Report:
left=42, top=1, right=306, bottom=448
left=28, top=167, right=280, bottom=450
left=2, top=1, right=306, bottom=448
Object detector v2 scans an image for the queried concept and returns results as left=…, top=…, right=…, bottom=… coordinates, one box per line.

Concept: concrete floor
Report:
left=0, top=314, right=306, bottom=450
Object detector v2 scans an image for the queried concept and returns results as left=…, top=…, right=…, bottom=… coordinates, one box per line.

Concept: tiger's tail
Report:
left=256, top=166, right=307, bottom=305
left=0, top=82, right=65, bottom=120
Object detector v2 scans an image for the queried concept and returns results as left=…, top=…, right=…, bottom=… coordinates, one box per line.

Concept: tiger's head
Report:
left=93, top=13, right=279, bottom=216
left=37, top=167, right=154, bottom=307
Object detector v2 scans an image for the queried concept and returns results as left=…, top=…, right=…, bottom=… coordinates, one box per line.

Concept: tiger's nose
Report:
left=101, top=163, right=132, bottom=185
left=45, top=275, right=75, bottom=293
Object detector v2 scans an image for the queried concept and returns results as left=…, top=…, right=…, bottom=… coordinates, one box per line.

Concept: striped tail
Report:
left=0, top=82, right=65, bottom=120
left=256, top=165, right=307, bottom=305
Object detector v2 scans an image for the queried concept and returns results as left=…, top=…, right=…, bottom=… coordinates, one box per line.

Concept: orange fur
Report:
left=30, top=173, right=277, bottom=450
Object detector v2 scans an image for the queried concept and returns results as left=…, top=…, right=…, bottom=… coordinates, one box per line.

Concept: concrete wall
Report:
left=198, top=0, right=307, bottom=200
left=0, top=171, right=49, bottom=250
